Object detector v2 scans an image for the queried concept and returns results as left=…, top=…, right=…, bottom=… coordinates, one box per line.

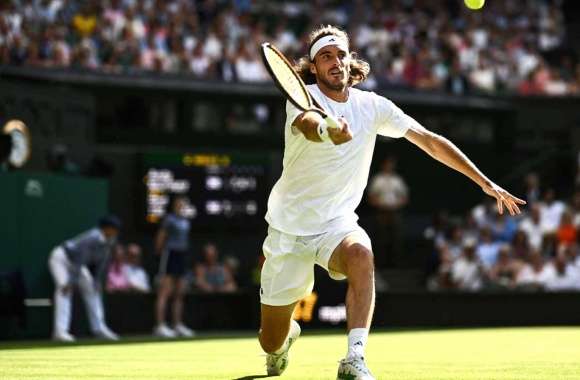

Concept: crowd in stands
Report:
left=1, top=0, right=578, bottom=96
left=105, top=241, right=238, bottom=294
left=425, top=174, right=580, bottom=292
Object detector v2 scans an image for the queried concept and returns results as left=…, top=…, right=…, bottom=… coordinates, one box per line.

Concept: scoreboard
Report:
left=142, top=151, right=270, bottom=231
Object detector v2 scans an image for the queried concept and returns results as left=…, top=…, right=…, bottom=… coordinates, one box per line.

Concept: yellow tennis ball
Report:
left=464, top=0, right=485, bottom=10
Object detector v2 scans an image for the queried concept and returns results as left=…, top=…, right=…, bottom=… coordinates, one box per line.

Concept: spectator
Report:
left=451, top=238, right=484, bottom=291
left=489, top=212, right=518, bottom=243
left=234, top=41, right=268, bottom=82
left=0, top=0, right=575, bottom=95
left=368, top=156, right=408, bottom=268
left=488, top=244, right=518, bottom=289
left=570, top=190, right=580, bottom=227
left=511, top=230, right=531, bottom=262
left=519, top=203, right=548, bottom=252
left=544, top=251, right=580, bottom=291
left=72, top=5, right=97, bottom=38
left=540, top=188, right=566, bottom=234
left=476, top=226, right=500, bottom=270
left=523, top=172, right=541, bottom=206
left=106, top=244, right=130, bottom=292
left=195, top=243, right=237, bottom=293
left=516, top=251, right=551, bottom=290
left=124, top=243, right=150, bottom=293
left=556, top=210, right=577, bottom=246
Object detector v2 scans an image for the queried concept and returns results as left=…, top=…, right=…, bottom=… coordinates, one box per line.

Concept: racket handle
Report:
left=324, top=115, right=341, bottom=131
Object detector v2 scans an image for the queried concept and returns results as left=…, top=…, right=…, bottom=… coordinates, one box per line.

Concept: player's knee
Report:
left=344, top=245, right=374, bottom=273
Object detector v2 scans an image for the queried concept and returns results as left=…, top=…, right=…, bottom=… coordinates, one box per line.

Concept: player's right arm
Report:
left=285, top=100, right=352, bottom=145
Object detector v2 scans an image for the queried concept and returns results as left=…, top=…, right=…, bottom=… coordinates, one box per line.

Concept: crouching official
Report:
left=48, top=215, right=121, bottom=342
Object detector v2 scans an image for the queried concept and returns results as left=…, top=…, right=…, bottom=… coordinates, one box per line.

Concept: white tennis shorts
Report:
left=260, top=224, right=372, bottom=306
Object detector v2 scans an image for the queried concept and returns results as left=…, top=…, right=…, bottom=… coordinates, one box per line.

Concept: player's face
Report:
left=311, top=45, right=350, bottom=92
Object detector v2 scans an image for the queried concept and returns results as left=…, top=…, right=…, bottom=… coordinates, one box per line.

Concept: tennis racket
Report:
left=260, top=42, right=340, bottom=129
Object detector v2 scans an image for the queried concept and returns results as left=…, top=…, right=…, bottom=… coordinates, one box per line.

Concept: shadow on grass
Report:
left=231, top=375, right=271, bottom=380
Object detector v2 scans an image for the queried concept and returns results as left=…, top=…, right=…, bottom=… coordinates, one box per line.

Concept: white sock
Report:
left=347, top=328, right=368, bottom=359
left=273, top=338, right=289, bottom=355
left=271, top=321, right=298, bottom=355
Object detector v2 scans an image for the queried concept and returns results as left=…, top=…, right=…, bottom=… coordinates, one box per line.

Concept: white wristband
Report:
left=317, top=120, right=331, bottom=142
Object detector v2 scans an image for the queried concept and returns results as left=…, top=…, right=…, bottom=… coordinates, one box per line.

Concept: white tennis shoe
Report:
left=336, top=356, right=375, bottom=380
left=266, top=320, right=301, bottom=376
left=174, top=323, right=195, bottom=338
left=154, top=323, right=177, bottom=338
left=53, top=332, right=76, bottom=342
left=95, top=326, right=119, bottom=341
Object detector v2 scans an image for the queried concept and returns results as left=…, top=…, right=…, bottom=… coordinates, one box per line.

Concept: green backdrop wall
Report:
left=0, top=172, right=108, bottom=337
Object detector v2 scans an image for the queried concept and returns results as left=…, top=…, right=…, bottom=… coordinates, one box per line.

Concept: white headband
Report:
left=309, top=35, right=349, bottom=60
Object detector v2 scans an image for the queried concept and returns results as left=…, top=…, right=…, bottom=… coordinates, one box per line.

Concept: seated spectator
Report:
left=511, top=230, right=531, bottom=262
left=516, top=251, right=552, bottom=290
left=544, top=251, right=580, bottom=291
left=195, top=243, right=237, bottom=293
left=124, top=243, right=150, bottom=293
left=518, top=203, right=547, bottom=252
left=476, top=227, right=500, bottom=270
left=556, top=210, right=577, bottom=246
left=540, top=188, right=566, bottom=234
left=107, top=244, right=130, bottom=292
left=490, top=212, right=518, bottom=243
left=451, top=238, right=484, bottom=291
left=488, top=245, right=519, bottom=289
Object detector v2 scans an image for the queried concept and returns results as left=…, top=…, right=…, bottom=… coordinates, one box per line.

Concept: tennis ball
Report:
left=464, top=0, right=485, bottom=10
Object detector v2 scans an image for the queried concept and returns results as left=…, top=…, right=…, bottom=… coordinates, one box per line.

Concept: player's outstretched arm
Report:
left=292, top=111, right=352, bottom=145
left=404, top=124, right=526, bottom=215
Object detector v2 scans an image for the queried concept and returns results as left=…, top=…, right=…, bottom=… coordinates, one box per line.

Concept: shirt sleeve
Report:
left=373, top=93, right=419, bottom=138
left=285, top=100, right=303, bottom=136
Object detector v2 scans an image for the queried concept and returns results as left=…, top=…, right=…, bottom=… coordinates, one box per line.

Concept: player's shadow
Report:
left=231, top=375, right=272, bottom=380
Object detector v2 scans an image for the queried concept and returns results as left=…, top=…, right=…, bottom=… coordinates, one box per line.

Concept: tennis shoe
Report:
left=266, top=320, right=301, bottom=376
left=337, top=355, right=375, bottom=380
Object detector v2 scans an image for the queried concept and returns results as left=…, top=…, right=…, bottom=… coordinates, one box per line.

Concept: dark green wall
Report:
left=0, top=172, right=108, bottom=337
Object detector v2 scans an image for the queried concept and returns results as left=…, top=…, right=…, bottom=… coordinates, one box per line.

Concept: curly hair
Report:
left=294, top=25, right=370, bottom=87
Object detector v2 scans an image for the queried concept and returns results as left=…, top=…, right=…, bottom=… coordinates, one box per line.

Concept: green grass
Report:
left=1, top=327, right=580, bottom=379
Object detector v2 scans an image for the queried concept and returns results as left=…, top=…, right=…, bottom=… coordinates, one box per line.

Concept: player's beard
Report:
left=319, top=68, right=348, bottom=91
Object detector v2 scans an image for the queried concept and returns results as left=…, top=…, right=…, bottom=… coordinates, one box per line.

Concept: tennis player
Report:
left=259, top=25, right=526, bottom=379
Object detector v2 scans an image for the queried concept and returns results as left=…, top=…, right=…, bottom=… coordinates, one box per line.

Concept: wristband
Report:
left=317, top=120, right=331, bottom=142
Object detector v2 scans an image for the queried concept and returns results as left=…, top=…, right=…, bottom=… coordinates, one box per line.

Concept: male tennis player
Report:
left=258, top=25, right=526, bottom=380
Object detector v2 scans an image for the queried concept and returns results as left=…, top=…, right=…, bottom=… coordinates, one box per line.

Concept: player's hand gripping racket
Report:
left=260, top=42, right=341, bottom=131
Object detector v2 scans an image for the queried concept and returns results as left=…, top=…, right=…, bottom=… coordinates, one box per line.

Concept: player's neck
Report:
left=316, top=82, right=349, bottom=103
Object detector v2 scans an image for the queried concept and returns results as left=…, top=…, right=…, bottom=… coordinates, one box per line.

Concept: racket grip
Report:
left=324, top=115, right=340, bottom=130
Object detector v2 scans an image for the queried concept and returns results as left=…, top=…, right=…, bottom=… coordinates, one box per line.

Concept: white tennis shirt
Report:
left=266, top=84, right=418, bottom=235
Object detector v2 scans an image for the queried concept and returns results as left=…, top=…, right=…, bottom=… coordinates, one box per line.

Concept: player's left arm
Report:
left=404, top=124, right=526, bottom=215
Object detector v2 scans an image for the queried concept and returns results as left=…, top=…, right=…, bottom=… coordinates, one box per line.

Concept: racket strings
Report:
left=263, top=47, right=312, bottom=110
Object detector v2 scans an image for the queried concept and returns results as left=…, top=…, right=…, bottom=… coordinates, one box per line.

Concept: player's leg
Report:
left=259, top=302, right=297, bottom=353
left=154, top=275, right=176, bottom=337
left=320, top=228, right=376, bottom=379
left=172, top=277, right=194, bottom=337
left=259, top=227, right=313, bottom=375
left=48, top=247, right=74, bottom=342
left=260, top=302, right=302, bottom=376
left=78, top=266, right=119, bottom=340
left=328, top=233, right=375, bottom=331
